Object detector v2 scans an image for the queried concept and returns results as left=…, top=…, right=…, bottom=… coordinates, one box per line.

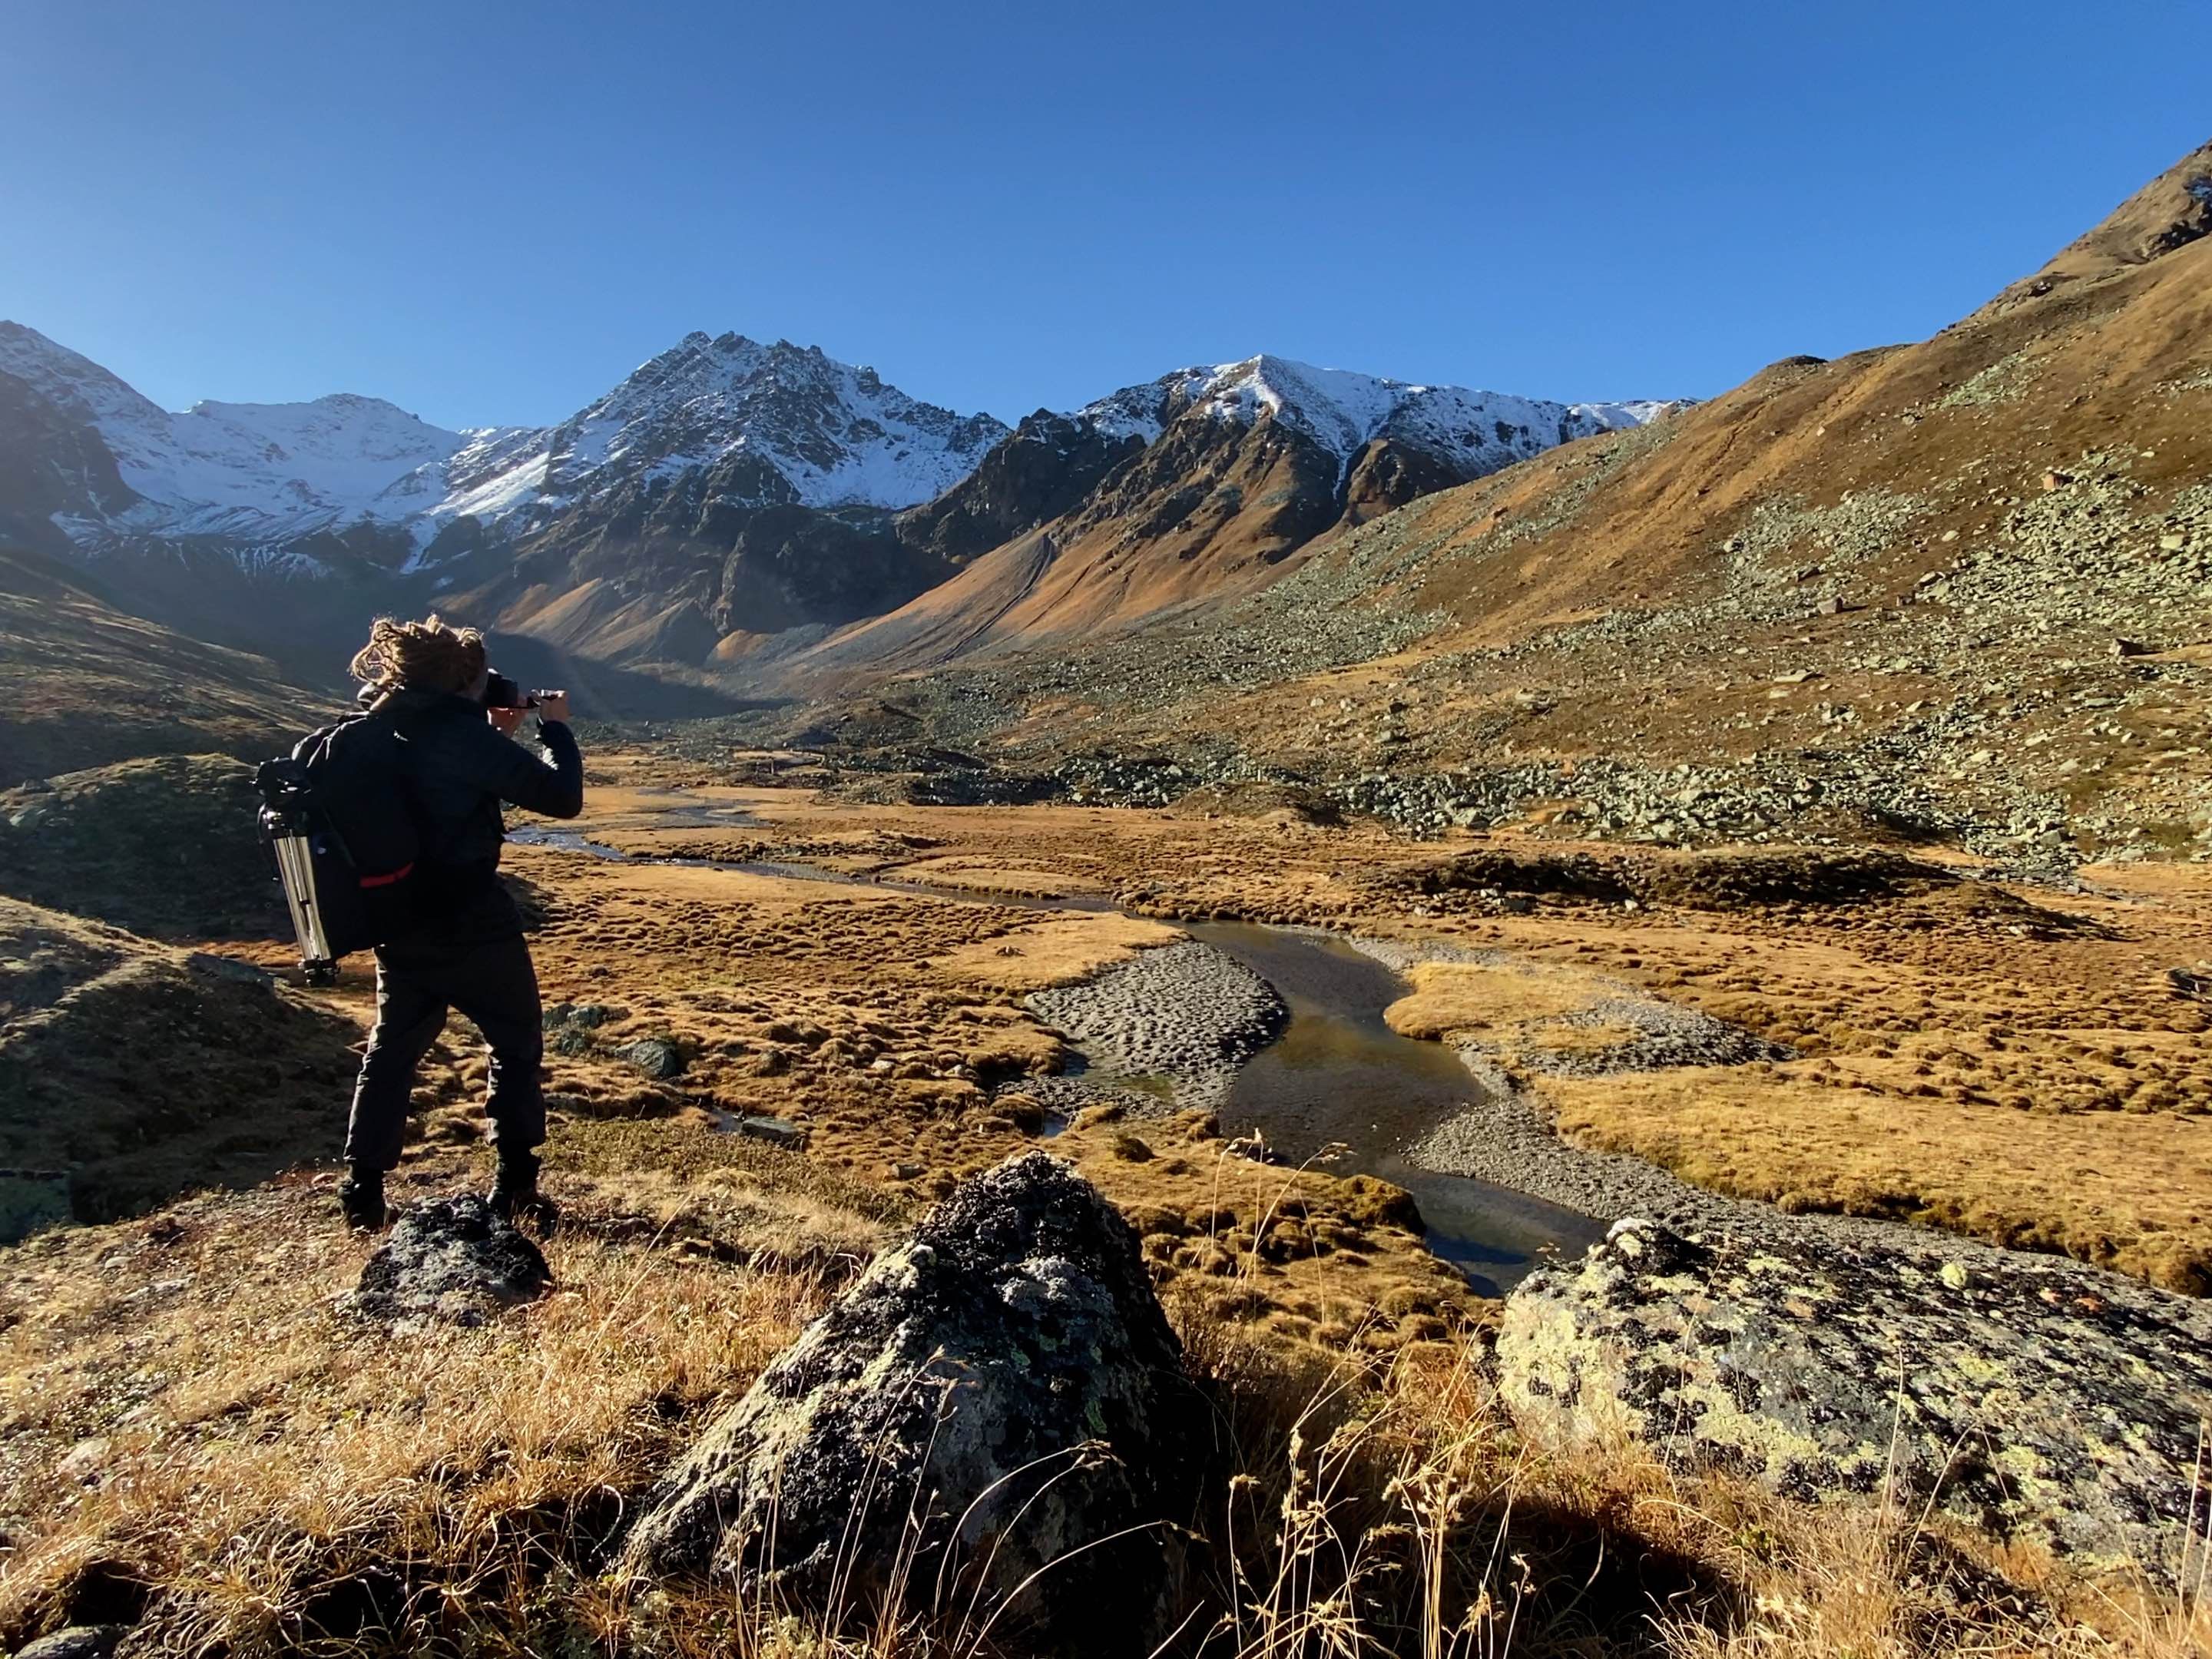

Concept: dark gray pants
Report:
left=345, top=925, right=546, bottom=1173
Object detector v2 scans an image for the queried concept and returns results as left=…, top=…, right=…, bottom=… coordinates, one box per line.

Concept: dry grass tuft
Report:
left=0, top=1137, right=860, bottom=1656
left=1542, top=1066, right=2212, bottom=1293
left=929, top=912, right=1183, bottom=992
left=1381, top=962, right=1608, bottom=1043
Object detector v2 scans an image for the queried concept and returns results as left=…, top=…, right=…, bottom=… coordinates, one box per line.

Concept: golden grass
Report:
left=928, top=912, right=1182, bottom=992
left=4, top=1131, right=2204, bottom=1658
left=884, top=857, right=1104, bottom=897
left=0, top=1135, right=865, bottom=1654
left=1541, top=1067, right=2212, bottom=1293
left=460, top=793, right=2212, bottom=1306
left=1176, top=1313, right=2205, bottom=1659
left=1381, top=960, right=1608, bottom=1041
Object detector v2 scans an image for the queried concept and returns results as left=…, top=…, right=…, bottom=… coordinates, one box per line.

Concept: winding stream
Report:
left=508, top=822, right=1604, bottom=1291
left=1188, top=923, right=1604, bottom=1293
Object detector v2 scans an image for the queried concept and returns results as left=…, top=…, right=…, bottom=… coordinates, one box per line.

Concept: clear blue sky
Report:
left=4, top=0, right=2205, bottom=430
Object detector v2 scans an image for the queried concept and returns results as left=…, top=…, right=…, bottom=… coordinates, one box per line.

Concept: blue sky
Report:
left=4, top=1, right=2205, bottom=429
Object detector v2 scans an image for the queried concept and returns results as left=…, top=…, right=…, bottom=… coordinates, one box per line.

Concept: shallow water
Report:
left=507, top=821, right=1602, bottom=1290
left=1190, top=923, right=1604, bottom=1294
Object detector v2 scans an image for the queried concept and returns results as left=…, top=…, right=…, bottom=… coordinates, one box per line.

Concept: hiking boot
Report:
left=487, top=1153, right=559, bottom=1233
left=339, top=1167, right=389, bottom=1233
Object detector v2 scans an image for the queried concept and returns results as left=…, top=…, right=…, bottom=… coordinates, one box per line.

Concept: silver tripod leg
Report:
left=270, top=832, right=336, bottom=972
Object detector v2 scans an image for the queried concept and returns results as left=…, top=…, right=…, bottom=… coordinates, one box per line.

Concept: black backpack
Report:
left=256, top=710, right=426, bottom=981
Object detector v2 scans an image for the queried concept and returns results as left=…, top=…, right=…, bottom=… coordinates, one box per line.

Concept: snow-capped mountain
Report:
left=409, top=332, right=1012, bottom=542
left=0, top=319, right=1680, bottom=673
left=0, top=323, right=1012, bottom=557
left=790, top=361, right=1686, bottom=683
left=0, top=322, right=468, bottom=543
left=1078, top=353, right=1677, bottom=475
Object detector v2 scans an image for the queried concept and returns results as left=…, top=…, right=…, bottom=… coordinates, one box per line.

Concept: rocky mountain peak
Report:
left=1072, top=353, right=1677, bottom=482
left=516, top=329, right=1012, bottom=516
left=0, top=320, right=173, bottom=435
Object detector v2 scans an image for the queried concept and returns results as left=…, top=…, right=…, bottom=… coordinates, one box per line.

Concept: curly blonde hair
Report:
left=349, top=614, right=488, bottom=697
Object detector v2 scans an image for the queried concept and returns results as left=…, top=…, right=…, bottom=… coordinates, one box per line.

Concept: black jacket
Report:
left=379, top=688, right=584, bottom=901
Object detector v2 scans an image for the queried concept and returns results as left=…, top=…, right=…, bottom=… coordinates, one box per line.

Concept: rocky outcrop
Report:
left=622, top=1153, right=1203, bottom=1656
left=895, top=409, right=1147, bottom=568
left=1498, top=1217, right=2212, bottom=1578
left=7, top=1626, right=128, bottom=1659
left=351, top=1197, right=552, bottom=1327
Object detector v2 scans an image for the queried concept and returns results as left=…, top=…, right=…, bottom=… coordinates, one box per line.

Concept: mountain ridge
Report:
left=0, top=320, right=1672, bottom=675
left=769, top=364, right=1685, bottom=684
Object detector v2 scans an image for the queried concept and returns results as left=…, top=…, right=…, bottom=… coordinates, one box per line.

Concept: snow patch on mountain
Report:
left=2, top=319, right=1677, bottom=580
left=1076, top=354, right=1681, bottom=476
left=0, top=322, right=1013, bottom=555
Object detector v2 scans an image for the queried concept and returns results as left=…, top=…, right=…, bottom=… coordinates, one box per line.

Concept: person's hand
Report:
left=534, top=690, right=571, bottom=724
left=487, top=703, right=528, bottom=737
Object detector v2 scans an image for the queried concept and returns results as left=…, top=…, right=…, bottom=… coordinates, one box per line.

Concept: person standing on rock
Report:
left=337, top=615, right=583, bottom=1233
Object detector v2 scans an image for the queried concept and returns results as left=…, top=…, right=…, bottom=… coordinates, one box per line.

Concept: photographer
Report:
left=337, top=615, right=583, bottom=1233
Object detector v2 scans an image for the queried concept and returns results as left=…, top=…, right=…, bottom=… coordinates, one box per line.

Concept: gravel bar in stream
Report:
left=1407, top=993, right=2212, bottom=1327
left=1025, top=940, right=1287, bottom=1114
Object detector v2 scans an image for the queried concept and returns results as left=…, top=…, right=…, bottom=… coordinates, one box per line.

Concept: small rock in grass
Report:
left=352, top=1196, right=551, bottom=1327
left=13, top=1628, right=131, bottom=1659
left=623, top=1037, right=687, bottom=1079
left=733, top=1114, right=805, bottom=1149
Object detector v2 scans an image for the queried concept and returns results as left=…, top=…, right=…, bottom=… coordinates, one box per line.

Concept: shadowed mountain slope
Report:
left=0, top=544, right=333, bottom=787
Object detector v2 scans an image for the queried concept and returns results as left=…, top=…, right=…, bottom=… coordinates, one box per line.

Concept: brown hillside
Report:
left=815, top=141, right=2212, bottom=860
left=0, top=545, right=333, bottom=788
left=781, top=382, right=1575, bottom=684
left=1983, top=136, right=2212, bottom=311
left=1408, top=222, right=2212, bottom=642
left=0, top=896, right=359, bottom=1236
left=0, top=755, right=286, bottom=939
left=769, top=416, right=1357, bottom=682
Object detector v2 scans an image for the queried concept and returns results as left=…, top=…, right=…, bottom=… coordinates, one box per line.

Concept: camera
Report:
left=483, top=671, right=535, bottom=710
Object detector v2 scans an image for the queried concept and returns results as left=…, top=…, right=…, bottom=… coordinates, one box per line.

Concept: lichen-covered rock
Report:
left=351, top=1196, right=551, bottom=1327
left=1498, top=1218, right=2212, bottom=1577
left=621, top=1152, right=1202, bottom=1654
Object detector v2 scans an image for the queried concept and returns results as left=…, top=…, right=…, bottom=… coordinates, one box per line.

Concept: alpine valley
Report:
left=4, top=137, right=2212, bottom=1659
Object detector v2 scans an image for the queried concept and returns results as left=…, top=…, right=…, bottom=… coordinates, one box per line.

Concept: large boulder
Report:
left=622, top=1152, right=1204, bottom=1655
left=1497, top=1218, right=2212, bottom=1578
